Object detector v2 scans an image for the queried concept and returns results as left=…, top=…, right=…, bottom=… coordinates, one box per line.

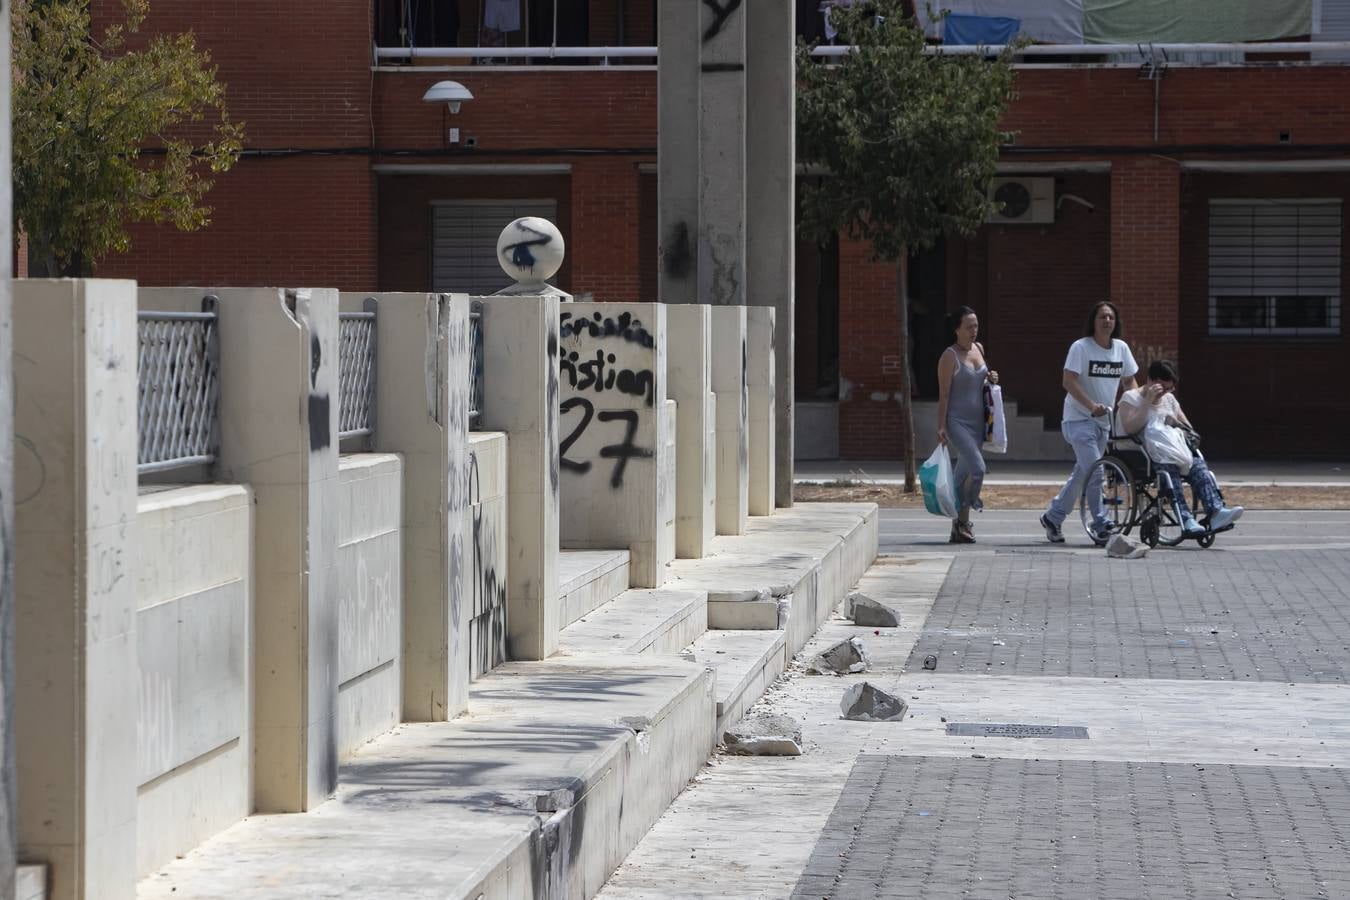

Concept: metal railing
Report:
left=339, top=299, right=378, bottom=439
left=469, top=299, right=484, bottom=429
left=138, top=298, right=221, bottom=474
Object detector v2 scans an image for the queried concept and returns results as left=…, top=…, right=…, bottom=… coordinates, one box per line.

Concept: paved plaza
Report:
left=599, top=507, right=1350, bottom=900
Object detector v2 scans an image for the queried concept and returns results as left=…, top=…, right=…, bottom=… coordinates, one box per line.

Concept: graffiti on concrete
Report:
left=702, top=0, right=742, bottom=42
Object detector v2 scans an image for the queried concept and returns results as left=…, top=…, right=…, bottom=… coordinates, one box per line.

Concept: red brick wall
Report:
left=100, top=157, right=377, bottom=289
left=1110, top=157, right=1181, bottom=365
left=1178, top=172, right=1350, bottom=458
left=836, top=240, right=902, bottom=459
left=569, top=157, right=647, bottom=300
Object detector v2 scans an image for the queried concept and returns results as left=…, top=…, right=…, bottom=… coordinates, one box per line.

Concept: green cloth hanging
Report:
left=1083, top=0, right=1313, bottom=43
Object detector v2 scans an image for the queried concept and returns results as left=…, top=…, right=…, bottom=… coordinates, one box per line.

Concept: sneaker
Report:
left=1209, top=506, right=1244, bottom=530
left=1089, top=522, right=1115, bottom=543
left=949, top=521, right=975, bottom=544
left=1039, top=513, right=1064, bottom=544
left=1181, top=516, right=1206, bottom=537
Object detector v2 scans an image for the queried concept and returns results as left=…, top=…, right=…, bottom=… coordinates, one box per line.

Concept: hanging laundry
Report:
left=484, top=0, right=521, bottom=33
left=1083, top=0, right=1313, bottom=43
left=915, top=0, right=1084, bottom=43
left=943, top=13, right=1022, bottom=44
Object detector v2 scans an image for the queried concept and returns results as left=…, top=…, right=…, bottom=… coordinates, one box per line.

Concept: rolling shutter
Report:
left=432, top=200, right=558, bottom=295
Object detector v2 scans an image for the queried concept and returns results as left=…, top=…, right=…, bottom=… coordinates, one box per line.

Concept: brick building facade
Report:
left=84, top=1, right=1350, bottom=458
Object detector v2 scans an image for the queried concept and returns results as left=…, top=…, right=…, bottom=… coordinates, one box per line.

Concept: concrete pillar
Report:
left=207, top=287, right=341, bottom=813
left=710, top=306, right=749, bottom=535
left=666, top=305, right=716, bottom=558
left=0, top=12, right=14, bottom=896
left=746, top=306, right=776, bottom=515
left=657, top=0, right=700, bottom=302
left=746, top=0, right=796, bottom=505
left=698, top=0, right=747, bottom=307
left=479, top=294, right=561, bottom=662
left=14, top=279, right=140, bottom=900
left=346, top=292, right=473, bottom=720
left=558, top=303, right=674, bottom=588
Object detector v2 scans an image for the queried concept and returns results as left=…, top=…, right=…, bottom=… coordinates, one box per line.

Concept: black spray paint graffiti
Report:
left=308, top=330, right=332, bottom=452
left=560, top=349, right=656, bottom=406
left=546, top=325, right=561, bottom=497
left=501, top=221, right=554, bottom=273
left=560, top=311, right=655, bottom=348
left=558, top=397, right=654, bottom=488
left=702, top=0, right=742, bottom=42
left=663, top=222, right=693, bottom=278
left=467, top=452, right=506, bottom=678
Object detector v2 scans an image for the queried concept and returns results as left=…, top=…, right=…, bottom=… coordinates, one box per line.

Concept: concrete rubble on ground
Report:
left=840, top=682, right=908, bottom=722
left=846, top=591, right=900, bottom=627
left=1106, top=533, right=1150, bottom=559
left=805, top=637, right=870, bottom=675
left=723, top=713, right=804, bottom=756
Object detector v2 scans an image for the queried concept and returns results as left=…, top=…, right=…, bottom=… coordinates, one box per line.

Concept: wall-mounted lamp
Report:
left=422, top=80, right=474, bottom=115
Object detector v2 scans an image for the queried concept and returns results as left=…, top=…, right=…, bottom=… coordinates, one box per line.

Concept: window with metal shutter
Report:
left=1207, top=199, right=1342, bottom=336
left=431, top=200, right=558, bottom=295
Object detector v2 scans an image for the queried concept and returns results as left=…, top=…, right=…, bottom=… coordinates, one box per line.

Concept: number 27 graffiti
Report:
left=559, top=397, right=653, bottom=488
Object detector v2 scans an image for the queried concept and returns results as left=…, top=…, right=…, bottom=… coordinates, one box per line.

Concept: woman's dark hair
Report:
left=1083, top=300, right=1123, bottom=340
left=1148, top=359, right=1179, bottom=384
left=946, top=305, right=978, bottom=340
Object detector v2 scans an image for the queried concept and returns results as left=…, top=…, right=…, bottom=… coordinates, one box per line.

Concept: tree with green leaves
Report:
left=796, top=0, right=1018, bottom=490
left=12, top=0, right=244, bottom=276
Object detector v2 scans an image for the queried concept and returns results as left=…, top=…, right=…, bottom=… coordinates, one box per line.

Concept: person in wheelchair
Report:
left=1116, top=360, right=1243, bottom=537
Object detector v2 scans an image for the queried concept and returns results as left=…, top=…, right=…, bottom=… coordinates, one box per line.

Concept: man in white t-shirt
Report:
left=1117, top=359, right=1243, bottom=535
left=1040, top=302, right=1138, bottom=543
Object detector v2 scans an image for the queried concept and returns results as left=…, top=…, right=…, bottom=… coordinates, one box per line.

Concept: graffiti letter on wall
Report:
left=559, top=397, right=594, bottom=474
left=597, top=409, right=653, bottom=489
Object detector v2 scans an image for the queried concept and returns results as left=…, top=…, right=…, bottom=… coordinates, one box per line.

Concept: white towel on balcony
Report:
left=916, top=0, right=1085, bottom=44
left=484, top=0, right=520, bottom=33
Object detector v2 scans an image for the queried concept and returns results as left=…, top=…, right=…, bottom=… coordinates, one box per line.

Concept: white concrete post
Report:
left=746, top=306, right=777, bottom=515
left=348, top=292, right=473, bottom=720
left=479, top=295, right=561, bottom=662
left=710, top=306, right=749, bottom=535
left=208, top=287, right=341, bottom=813
left=666, top=305, right=716, bottom=557
left=746, top=0, right=796, bottom=506
left=14, top=279, right=140, bottom=900
left=657, top=0, right=700, bottom=303
left=698, top=0, right=747, bottom=306
left=0, top=11, right=14, bottom=895
left=559, top=303, right=675, bottom=588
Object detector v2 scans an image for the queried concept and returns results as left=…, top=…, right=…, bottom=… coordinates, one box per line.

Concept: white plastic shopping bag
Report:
left=983, top=383, right=1008, bottom=454
left=919, top=445, right=959, bottom=518
left=1144, top=421, right=1193, bottom=474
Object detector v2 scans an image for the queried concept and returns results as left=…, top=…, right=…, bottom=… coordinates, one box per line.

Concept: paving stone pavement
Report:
left=906, top=549, right=1350, bottom=683
left=600, top=512, right=1350, bottom=900
left=793, top=755, right=1350, bottom=900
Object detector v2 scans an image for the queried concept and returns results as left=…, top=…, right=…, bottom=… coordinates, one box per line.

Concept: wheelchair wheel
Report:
left=1197, top=532, right=1215, bottom=549
left=1153, top=482, right=1194, bottom=548
left=1138, top=514, right=1160, bottom=548
left=1079, top=456, right=1134, bottom=546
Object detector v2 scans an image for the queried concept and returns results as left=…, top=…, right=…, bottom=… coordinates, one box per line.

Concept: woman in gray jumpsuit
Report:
left=936, top=306, right=1000, bottom=543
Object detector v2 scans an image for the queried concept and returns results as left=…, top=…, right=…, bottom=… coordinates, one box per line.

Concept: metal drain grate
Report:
left=946, top=722, right=1089, bottom=739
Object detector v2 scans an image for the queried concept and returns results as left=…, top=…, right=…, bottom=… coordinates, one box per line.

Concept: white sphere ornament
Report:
left=497, top=217, right=565, bottom=285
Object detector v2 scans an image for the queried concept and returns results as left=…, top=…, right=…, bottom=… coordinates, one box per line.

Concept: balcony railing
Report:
left=339, top=301, right=378, bottom=440
left=138, top=299, right=220, bottom=475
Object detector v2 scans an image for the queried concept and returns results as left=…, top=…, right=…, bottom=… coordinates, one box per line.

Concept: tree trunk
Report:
left=895, top=255, right=916, bottom=492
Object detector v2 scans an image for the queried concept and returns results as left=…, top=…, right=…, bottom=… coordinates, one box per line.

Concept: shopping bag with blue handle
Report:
left=919, top=445, right=959, bottom=518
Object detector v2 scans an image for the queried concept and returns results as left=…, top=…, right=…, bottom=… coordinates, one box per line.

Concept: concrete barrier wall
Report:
left=558, top=303, right=674, bottom=588
left=134, top=484, right=252, bottom=878
left=336, top=454, right=402, bottom=759
left=467, top=433, right=508, bottom=679
left=746, top=306, right=776, bottom=515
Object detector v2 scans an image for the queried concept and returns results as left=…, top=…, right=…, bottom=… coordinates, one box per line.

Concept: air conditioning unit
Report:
left=987, top=177, right=1055, bottom=225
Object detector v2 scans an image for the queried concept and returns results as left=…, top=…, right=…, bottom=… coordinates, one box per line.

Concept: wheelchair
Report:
left=1076, top=429, right=1234, bottom=550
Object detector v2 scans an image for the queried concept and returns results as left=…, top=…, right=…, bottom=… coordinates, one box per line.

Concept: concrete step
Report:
left=558, top=588, right=708, bottom=657
left=138, top=655, right=716, bottom=900
left=559, top=549, right=631, bottom=626
left=17, top=865, right=46, bottom=900
left=688, top=629, right=789, bottom=735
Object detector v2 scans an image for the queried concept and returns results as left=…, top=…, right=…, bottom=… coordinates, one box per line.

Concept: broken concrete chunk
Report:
left=840, top=682, right=908, bottom=722
left=1106, top=533, right=1149, bottom=559
left=806, top=636, right=870, bottom=675
left=849, top=592, right=900, bottom=628
left=723, top=713, right=803, bottom=756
